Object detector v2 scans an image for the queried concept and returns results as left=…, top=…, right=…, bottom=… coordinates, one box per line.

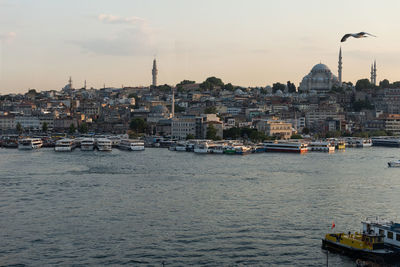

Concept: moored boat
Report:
left=264, top=142, right=308, bottom=153
left=388, top=160, right=400, bottom=167
left=362, top=217, right=400, bottom=251
left=308, top=141, right=335, bottom=152
left=119, top=139, right=145, bottom=151
left=18, top=138, right=43, bottom=150
left=372, top=137, right=400, bottom=147
left=80, top=138, right=95, bottom=151
left=194, top=142, right=209, bottom=153
left=235, top=145, right=252, bottom=155
left=54, top=138, right=76, bottom=152
left=96, top=138, right=112, bottom=151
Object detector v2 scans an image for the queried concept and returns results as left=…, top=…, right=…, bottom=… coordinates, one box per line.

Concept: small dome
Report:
left=311, top=63, right=330, bottom=72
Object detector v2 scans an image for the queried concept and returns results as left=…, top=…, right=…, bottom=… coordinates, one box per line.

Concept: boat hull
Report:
left=322, top=239, right=399, bottom=263
left=388, top=162, right=400, bottom=167
left=266, top=148, right=307, bottom=153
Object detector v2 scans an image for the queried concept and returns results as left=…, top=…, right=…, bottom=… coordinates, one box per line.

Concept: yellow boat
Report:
left=322, top=232, right=399, bottom=263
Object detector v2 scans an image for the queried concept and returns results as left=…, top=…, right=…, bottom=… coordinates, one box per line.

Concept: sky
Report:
left=1, top=0, right=400, bottom=93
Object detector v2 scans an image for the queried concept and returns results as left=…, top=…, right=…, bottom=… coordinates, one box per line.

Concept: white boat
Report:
left=264, top=142, right=308, bottom=153
left=362, top=217, right=400, bottom=250
left=388, top=160, right=400, bottom=167
left=175, top=142, right=187, bottom=151
left=308, top=141, right=335, bottom=152
left=194, top=142, right=209, bottom=153
left=356, top=138, right=372, bottom=148
left=55, top=138, right=76, bottom=152
left=119, top=139, right=145, bottom=151
left=208, top=144, right=224, bottom=154
left=81, top=138, right=95, bottom=151
left=18, top=138, right=43, bottom=150
left=96, top=138, right=112, bottom=151
left=108, top=136, right=121, bottom=147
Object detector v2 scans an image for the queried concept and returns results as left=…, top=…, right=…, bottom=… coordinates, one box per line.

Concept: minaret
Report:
left=68, top=76, right=73, bottom=89
left=338, top=47, right=342, bottom=86
left=171, top=87, right=175, bottom=118
left=84, top=80, right=87, bottom=89
left=152, top=59, right=158, bottom=87
left=370, top=64, right=374, bottom=84
left=373, top=60, right=377, bottom=86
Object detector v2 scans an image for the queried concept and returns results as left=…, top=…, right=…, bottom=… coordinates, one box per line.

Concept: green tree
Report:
left=130, top=118, right=147, bottom=133
left=200, top=77, right=224, bottom=91
left=302, top=128, right=310, bottom=134
left=250, top=130, right=266, bottom=142
left=42, top=122, right=48, bottom=133
left=272, top=82, right=286, bottom=93
left=186, top=133, right=195, bottom=140
left=224, top=83, right=234, bottom=91
left=204, top=106, right=217, bottom=114
left=16, top=122, right=23, bottom=134
left=176, top=80, right=195, bottom=92
left=78, top=122, right=88, bottom=134
left=290, top=134, right=303, bottom=139
left=286, top=81, right=297, bottom=93
left=223, top=127, right=241, bottom=139
left=206, top=124, right=218, bottom=140
left=69, top=123, right=76, bottom=134
left=355, top=79, right=373, bottom=91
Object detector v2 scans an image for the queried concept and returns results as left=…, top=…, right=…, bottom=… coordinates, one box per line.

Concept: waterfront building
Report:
left=15, top=115, right=40, bottom=130
left=381, top=114, right=400, bottom=135
left=256, top=119, right=292, bottom=140
left=0, top=114, right=15, bottom=131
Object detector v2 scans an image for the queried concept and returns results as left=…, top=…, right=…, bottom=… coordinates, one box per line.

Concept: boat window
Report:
left=379, top=229, right=384, bottom=235
left=388, top=231, right=393, bottom=239
left=396, top=234, right=400, bottom=242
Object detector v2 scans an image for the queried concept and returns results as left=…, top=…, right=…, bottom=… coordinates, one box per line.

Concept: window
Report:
left=396, top=234, right=400, bottom=242
left=388, top=231, right=393, bottom=239
left=379, top=229, right=384, bottom=235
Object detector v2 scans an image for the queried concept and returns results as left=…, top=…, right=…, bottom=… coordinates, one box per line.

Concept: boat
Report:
left=208, top=144, right=224, bottom=154
left=356, top=139, right=372, bottom=148
left=194, top=142, right=209, bottom=153
left=54, top=138, right=76, bottom=152
left=96, top=138, right=112, bottom=151
left=108, top=136, right=121, bottom=147
left=223, top=145, right=236, bottom=154
left=18, top=138, right=43, bottom=150
left=254, top=144, right=266, bottom=153
left=119, top=139, right=145, bottom=151
left=80, top=138, right=95, bottom=151
left=388, top=160, right=400, bottom=167
left=308, top=141, right=335, bottom=152
left=322, top=232, right=399, bottom=263
left=235, top=145, right=252, bottom=155
left=1, top=135, right=19, bottom=148
left=335, top=140, right=346, bottom=150
left=362, top=217, right=400, bottom=251
left=175, top=142, right=187, bottom=151
left=372, top=137, right=400, bottom=147
left=264, top=142, right=308, bottom=153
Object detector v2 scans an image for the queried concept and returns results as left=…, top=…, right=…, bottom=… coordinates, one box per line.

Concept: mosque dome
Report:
left=311, top=63, right=331, bottom=73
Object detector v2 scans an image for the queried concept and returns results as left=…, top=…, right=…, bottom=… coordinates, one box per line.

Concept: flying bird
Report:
left=340, top=32, right=377, bottom=42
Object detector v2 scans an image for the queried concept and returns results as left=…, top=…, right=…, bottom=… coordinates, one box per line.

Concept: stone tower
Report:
left=152, top=59, right=158, bottom=87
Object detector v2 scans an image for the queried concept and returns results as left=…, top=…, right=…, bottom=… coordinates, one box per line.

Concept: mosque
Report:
left=298, top=48, right=377, bottom=93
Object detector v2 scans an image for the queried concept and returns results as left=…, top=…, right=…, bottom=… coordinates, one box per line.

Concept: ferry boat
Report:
left=119, top=139, right=145, bottom=151
left=194, top=142, right=209, bottom=153
left=80, top=138, right=95, bottom=151
left=308, top=141, right=335, bottom=152
left=175, top=142, right=187, bottom=151
left=372, top=137, right=400, bottom=147
left=96, top=138, right=112, bottom=151
left=264, top=142, right=308, bottom=153
left=335, top=140, right=346, bottom=150
left=388, top=160, right=400, bottom=167
left=356, top=138, right=372, bottom=148
left=223, top=145, right=236, bottom=154
left=235, top=145, right=252, bottom=155
left=54, top=138, right=76, bottom=152
left=208, top=144, right=224, bottom=154
left=1, top=135, right=19, bottom=148
left=322, top=231, right=398, bottom=263
left=362, top=218, right=400, bottom=251
left=18, top=138, right=43, bottom=150
left=253, top=144, right=266, bottom=153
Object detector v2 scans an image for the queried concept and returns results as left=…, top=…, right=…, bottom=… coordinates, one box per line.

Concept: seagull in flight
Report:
left=341, top=32, right=377, bottom=42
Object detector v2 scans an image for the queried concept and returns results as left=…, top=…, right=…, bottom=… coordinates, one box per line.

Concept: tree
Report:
left=224, top=83, right=234, bottom=91
left=42, top=122, right=48, bottom=133
left=355, top=79, right=373, bottom=91
left=130, top=118, right=147, bottom=133
left=302, top=128, right=310, bottom=134
left=176, top=80, right=195, bottom=92
left=78, top=122, right=88, bottom=134
left=204, top=106, right=217, bottom=114
left=16, top=122, right=23, bottom=134
left=223, top=127, right=241, bottom=139
left=250, top=131, right=266, bottom=142
left=272, top=82, right=286, bottom=93
left=206, top=124, right=218, bottom=140
left=200, top=77, right=224, bottom=91
left=174, top=104, right=185, bottom=113
left=286, top=81, right=297, bottom=93
left=186, top=133, right=195, bottom=140
left=290, top=134, right=303, bottom=139
left=379, top=79, right=390, bottom=88
left=69, top=123, right=76, bottom=134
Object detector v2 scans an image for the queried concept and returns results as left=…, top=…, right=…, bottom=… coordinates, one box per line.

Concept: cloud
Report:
left=0, top=32, right=16, bottom=43
left=72, top=14, right=157, bottom=56
left=98, top=14, right=146, bottom=25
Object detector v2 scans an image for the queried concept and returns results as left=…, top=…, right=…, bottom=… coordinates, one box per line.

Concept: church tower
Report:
left=152, top=59, right=158, bottom=87
left=338, top=47, right=342, bottom=86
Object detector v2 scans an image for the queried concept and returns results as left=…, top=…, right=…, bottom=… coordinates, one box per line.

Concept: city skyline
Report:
left=1, top=0, right=400, bottom=93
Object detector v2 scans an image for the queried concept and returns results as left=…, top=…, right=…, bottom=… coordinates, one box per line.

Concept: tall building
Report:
left=338, top=47, right=342, bottom=86
left=370, top=60, right=377, bottom=86
left=152, top=59, right=158, bottom=87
